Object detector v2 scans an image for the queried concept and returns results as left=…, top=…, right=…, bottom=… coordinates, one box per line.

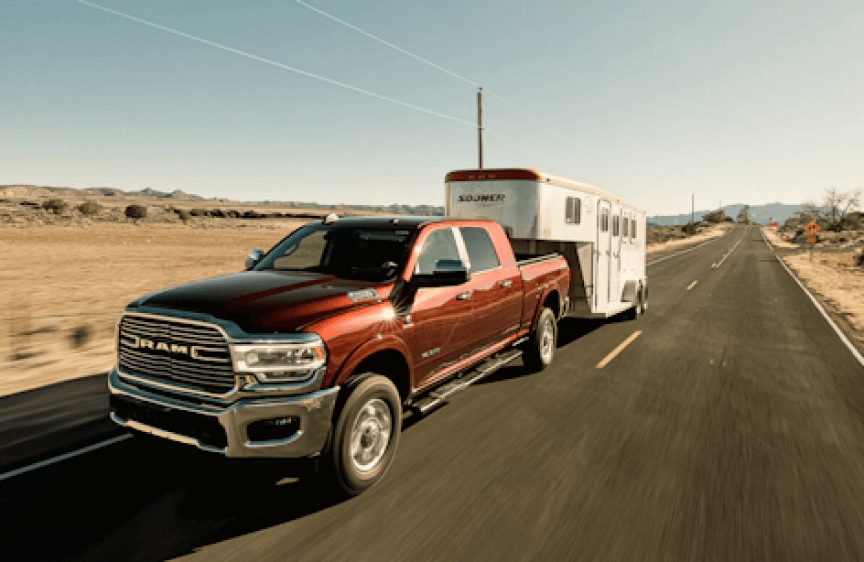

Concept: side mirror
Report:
left=245, top=248, right=264, bottom=270
left=413, top=259, right=469, bottom=287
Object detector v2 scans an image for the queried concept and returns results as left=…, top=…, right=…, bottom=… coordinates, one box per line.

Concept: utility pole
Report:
left=477, top=87, right=483, bottom=169
left=692, top=194, right=694, bottom=225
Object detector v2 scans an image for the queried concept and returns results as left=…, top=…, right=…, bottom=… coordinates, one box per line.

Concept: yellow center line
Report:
left=687, top=280, right=698, bottom=290
left=596, top=330, right=642, bottom=369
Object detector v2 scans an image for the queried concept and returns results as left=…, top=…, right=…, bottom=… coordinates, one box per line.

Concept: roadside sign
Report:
left=769, top=218, right=776, bottom=228
left=804, top=221, right=821, bottom=235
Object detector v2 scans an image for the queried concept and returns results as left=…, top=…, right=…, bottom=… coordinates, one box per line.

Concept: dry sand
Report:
left=0, top=221, right=306, bottom=397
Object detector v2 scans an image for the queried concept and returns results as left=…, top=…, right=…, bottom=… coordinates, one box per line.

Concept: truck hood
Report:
left=132, top=270, right=391, bottom=333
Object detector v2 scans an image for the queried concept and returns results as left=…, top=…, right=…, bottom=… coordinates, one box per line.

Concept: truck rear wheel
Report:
left=522, top=307, right=557, bottom=371
left=322, top=373, right=401, bottom=497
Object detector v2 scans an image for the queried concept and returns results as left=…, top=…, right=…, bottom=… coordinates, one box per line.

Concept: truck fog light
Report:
left=247, top=416, right=301, bottom=443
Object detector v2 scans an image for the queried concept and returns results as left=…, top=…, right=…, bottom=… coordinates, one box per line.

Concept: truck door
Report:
left=610, top=208, right=621, bottom=302
left=457, top=226, right=522, bottom=353
left=404, top=226, right=475, bottom=386
left=595, top=200, right=611, bottom=310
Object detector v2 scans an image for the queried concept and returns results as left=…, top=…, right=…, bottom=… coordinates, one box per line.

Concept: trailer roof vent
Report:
left=324, top=213, right=339, bottom=224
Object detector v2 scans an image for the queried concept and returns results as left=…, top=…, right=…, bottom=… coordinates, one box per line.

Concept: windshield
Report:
left=253, top=223, right=415, bottom=282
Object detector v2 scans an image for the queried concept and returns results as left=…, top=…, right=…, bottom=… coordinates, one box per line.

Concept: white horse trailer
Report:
left=445, top=168, right=647, bottom=319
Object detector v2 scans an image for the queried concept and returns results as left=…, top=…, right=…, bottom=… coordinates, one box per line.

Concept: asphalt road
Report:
left=2, top=224, right=864, bottom=561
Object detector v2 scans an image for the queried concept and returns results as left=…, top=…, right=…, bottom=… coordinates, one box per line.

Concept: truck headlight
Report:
left=230, top=341, right=327, bottom=383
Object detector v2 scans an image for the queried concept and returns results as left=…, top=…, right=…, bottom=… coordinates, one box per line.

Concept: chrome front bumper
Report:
left=108, top=367, right=339, bottom=458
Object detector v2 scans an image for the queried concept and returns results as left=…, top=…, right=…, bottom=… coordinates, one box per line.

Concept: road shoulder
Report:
left=761, top=227, right=864, bottom=361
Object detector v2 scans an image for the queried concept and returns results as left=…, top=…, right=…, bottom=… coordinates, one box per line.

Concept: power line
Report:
left=295, top=0, right=511, bottom=105
left=78, top=1, right=477, bottom=128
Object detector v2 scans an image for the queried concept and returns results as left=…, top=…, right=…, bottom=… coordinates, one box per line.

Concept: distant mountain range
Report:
left=647, top=203, right=812, bottom=226
left=3, top=184, right=821, bottom=224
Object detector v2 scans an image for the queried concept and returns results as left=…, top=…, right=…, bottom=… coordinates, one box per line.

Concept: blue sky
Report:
left=2, top=0, right=862, bottom=214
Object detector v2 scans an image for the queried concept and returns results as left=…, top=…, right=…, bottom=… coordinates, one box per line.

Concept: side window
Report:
left=460, top=227, right=500, bottom=273
left=613, top=215, right=620, bottom=236
left=565, top=197, right=581, bottom=224
left=415, top=228, right=460, bottom=274
left=601, top=209, right=609, bottom=232
left=631, top=219, right=637, bottom=239
left=623, top=214, right=629, bottom=238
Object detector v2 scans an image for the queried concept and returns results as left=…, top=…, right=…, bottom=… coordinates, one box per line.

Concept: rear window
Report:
left=460, top=227, right=500, bottom=273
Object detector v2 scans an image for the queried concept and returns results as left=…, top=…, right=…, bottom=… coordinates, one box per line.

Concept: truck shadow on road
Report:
left=0, top=434, right=356, bottom=562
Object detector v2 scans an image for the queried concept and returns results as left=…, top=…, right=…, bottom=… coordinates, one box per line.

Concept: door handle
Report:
left=456, top=291, right=472, bottom=300
left=500, top=280, right=512, bottom=288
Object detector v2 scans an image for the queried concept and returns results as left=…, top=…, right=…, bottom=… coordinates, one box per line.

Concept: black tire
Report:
left=627, top=286, right=643, bottom=320
left=522, top=307, right=557, bottom=371
left=640, top=285, right=648, bottom=315
left=321, top=373, right=401, bottom=497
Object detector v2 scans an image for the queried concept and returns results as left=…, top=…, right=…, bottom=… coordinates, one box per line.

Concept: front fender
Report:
left=329, top=334, right=414, bottom=388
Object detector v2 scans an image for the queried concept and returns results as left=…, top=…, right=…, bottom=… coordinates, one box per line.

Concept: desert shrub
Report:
left=681, top=222, right=697, bottom=236
left=243, top=210, right=264, bottom=219
left=177, top=209, right=191, bottom=222
left=69, top=325, right=94, bottom=348
left=211, top=208, right=227, bottom=218
left=42, top=198, right=68, bottom=214
left=189, top=208, right=207, bottom=217
left=77, top=200, right=101, bottom=216
left=125, top=205, right=148, bottom=220
left=855, top=249, right=864, bottom=267
left=702, top=210, right=726, bottom=223
left=226, top=209, right=240, bottom=218
left=844, top=214, right=861, bottom=231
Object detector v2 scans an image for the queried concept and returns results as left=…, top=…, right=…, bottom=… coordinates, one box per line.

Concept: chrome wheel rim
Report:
left=350, top=398, right=392, bottom=473
left=539, top=317, right=554, bottom=363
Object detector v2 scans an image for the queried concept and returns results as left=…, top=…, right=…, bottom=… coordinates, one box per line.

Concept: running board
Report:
left=411, top=348, right=524, bottom=415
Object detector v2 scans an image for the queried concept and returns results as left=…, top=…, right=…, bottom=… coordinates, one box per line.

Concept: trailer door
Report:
left=595, top=200, right=611, bottom=310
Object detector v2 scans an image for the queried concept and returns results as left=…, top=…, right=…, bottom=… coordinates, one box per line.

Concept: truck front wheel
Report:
left=522, top=307, right=557, bottom=371
left=323, top=374, right=402, bottom=497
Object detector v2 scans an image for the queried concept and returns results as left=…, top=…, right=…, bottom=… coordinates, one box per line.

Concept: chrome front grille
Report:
left=118, top=315, right=235, bottom=395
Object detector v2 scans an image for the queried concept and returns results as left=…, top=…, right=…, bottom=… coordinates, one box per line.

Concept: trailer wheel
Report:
left=321, top=374, right=401, bottom=497
left=640, top=285, right=648, bottom=314
left=522, top=307, right=557, bottom=371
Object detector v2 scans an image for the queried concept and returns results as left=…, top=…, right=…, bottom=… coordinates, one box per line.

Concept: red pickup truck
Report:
left=109, top=216, right=569, bottom=495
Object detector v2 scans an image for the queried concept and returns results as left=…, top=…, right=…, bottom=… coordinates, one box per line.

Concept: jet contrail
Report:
left=78, top=0, right=478, bottom=128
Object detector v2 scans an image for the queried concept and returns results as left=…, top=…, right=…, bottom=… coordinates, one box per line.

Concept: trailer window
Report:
left=601, top=209, right=609, bottom=231
left=613, top=216, right=620, bottom=236
left=565, top=197, right=581, bottom=224
left=631, top=219, right=636, bottom=239
left=623, top=215, right=629, bottom=238
left=459, top=227, right=500, bottom=273
left=416, top=228, right=461, bottom=275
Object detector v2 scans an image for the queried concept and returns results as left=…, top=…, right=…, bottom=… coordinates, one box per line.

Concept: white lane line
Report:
left=0, top=434, right=132, bottom=482
left=770, top=248, right=864, bottom=367
left=647, top=226, right=734, bottom=266
left=712, top=233, right=745, bottom=269
left=686, top=280, right=698, bottom=291
left=596, top=330, right=642, bottom=369
left=760, top=228, right=773, bottom=251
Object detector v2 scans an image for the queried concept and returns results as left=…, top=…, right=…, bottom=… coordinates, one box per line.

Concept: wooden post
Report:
left=477, top=87, right=483, bottom=169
